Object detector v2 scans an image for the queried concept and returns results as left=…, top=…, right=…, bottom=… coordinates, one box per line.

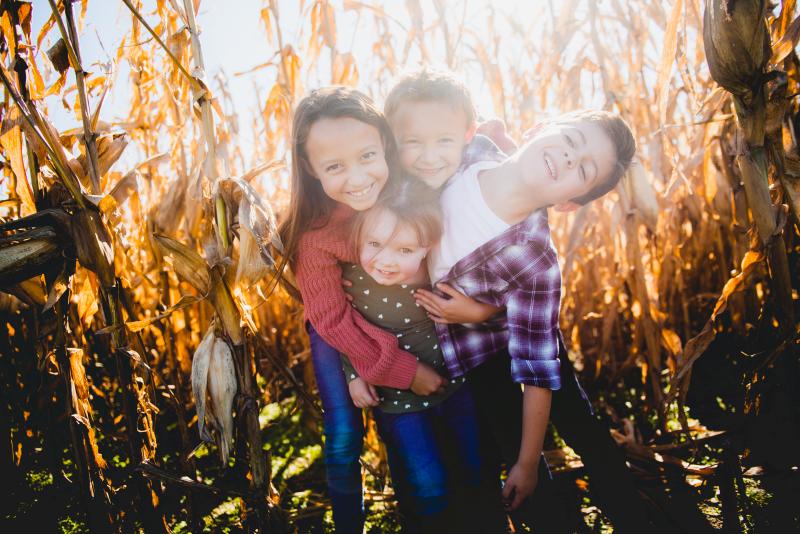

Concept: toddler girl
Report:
left=341, top=179, right=504, bottom=533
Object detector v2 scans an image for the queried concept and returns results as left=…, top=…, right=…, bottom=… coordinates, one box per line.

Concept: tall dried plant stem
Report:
left=159, top=270, right=202, bottom=531
left=182, top=0, right=229, bottom=251
left=7, top=4, right=41, bottom=205
left=45, top=2, right=165, bottom=529
left=47, top=0, right=101, bottom=194
left=179, top=0, right=274, bottom=524
left=100, top=285, right=168, bottom=533
left=53, top=288, right=113, bottom=531
left=732, top=92, right=794, bottom=334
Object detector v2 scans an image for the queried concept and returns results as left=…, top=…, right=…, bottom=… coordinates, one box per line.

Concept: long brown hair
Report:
left=276, top=86, right=397, bottom=298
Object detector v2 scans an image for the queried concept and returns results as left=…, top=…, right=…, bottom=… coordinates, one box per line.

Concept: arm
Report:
left=502, top=386, right=551, bottom=510
left=414, top=283, right=503, bottom=324
left=295, top=236, right=418, bottom=389
left=341, top=356, right=380, bottom=408
left=502, top=263, right=563, bottom=509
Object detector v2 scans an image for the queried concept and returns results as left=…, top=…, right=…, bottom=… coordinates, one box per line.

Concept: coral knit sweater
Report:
left=295, top=203, right=418, bottom=389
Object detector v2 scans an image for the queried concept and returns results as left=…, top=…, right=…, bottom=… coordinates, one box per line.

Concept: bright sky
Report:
left=30, top=0, right=549, bottom=164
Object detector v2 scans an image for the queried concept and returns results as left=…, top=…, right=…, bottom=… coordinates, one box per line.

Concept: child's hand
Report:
left=341, top=277, right=354, bottom=302
left=409, top=362, right=447, bottom=396
left=414, top=284, right=503, bottom=324
left=502, top=459, right=540, bottom=511
left=348, top=377, right=380, bottom=408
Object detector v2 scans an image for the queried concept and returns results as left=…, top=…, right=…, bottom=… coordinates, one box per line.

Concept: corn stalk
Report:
left=704, top=0, right=794, bottom=332
left=37, top=3, right=165, bottom=530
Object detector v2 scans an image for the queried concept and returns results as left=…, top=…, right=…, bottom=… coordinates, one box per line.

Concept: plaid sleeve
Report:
left=461, top=134, right=506, bottom=169
left=505, top=261, right=562, bottom=389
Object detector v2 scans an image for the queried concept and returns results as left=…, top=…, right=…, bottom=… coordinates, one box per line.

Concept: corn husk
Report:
left=235, top=194, right=272, bottom=287
left=191, top=325, right=215, bottom=442
left=703, top=0, right=770, bottom=99
left=191, top=322, right=237, bottom=463
left=206, top=332, right=236, bottom=463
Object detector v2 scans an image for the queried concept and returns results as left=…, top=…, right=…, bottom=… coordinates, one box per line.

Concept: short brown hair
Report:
left=351, top=178, right=442, bottom=254
left=384, top=68, right=476, bottom=127
left=553, top=110, right=636, bottom=205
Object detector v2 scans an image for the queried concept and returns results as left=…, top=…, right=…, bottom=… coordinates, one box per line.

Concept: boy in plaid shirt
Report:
left=402, top=112, right=642, bottom=534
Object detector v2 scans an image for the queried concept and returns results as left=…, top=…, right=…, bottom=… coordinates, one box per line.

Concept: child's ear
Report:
left=465, top=122, right=477, bottom=143
left=553, top=201, right=581, bottom=213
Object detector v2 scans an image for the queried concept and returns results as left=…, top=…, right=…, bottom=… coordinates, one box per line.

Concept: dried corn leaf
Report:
left=153, top=233, right=211, bottom=294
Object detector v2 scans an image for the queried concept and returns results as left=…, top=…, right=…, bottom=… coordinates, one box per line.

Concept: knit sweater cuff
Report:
left=386, top=353, right=418, bottom=390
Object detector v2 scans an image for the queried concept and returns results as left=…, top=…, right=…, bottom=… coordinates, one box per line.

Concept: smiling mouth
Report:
left=347, top=183, right=375, bottom=198
left=375, top=268, right=396, bottom=277
left=414, top=167, right=445, bottom=177
left=543, top=153, right=557, bottom=181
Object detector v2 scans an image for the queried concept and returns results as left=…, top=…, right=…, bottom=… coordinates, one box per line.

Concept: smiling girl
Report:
left=277, top=87, right=445, bottom=533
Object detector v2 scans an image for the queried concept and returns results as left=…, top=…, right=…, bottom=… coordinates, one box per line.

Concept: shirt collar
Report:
left=441, top=208, right=551, bottom=282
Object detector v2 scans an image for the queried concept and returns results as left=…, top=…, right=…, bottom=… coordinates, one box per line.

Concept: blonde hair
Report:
left=351, top=178, right=442, bottom=254
left=384, top=68, right=476, bottom=127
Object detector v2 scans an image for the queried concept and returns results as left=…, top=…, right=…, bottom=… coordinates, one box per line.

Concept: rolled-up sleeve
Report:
left=506, top=262, right=562, bottom=389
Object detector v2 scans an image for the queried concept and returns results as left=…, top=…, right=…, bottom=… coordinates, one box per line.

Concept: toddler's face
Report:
left=305, top=117, right=388, bottom=211
left=392, top=100, right=473, bottom=189
left=359, top=210, right=429, bottom=286
left=516, top=119, right=616, bottom=207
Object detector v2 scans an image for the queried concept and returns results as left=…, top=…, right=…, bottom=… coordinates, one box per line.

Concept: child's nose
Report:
left=563, top=150, right=575, bottom=169
left=348, top=167, right=371, bottom=186
left=420, top=145, right=438, bottom=162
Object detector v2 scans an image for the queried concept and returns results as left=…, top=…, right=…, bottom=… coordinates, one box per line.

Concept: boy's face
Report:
left=392, top=99, right=475, bottom=189
left=516, top=120, right=617, bottom=208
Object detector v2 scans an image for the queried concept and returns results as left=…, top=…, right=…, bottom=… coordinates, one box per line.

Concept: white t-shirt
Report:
left=428, top=160, right=510, bottom=283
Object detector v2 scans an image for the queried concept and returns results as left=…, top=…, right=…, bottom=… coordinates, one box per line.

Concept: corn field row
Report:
left=0, top=0, right=798, bottom=531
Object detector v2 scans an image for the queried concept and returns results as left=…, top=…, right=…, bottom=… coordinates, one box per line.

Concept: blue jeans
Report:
left=374, top=386, right=485, bottom=521
left=307, top=322, right=365, bottom=534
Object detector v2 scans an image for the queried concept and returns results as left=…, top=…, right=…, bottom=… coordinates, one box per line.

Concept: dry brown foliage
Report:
left=0, top=0, right=798, bottom=530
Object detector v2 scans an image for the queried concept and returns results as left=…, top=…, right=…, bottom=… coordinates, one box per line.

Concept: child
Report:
left=277, top=86, right=445, bottom=534
left=382, top=69, right=648, bottom=532
left=414, top=111, right=648, bottom=532
left=340, top=179, right=502, bottom=532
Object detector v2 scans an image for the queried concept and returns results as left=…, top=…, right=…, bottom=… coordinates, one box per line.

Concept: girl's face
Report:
left=359, top=209, right=429, bottom=286
left=305, top=117, right=389, bottom=211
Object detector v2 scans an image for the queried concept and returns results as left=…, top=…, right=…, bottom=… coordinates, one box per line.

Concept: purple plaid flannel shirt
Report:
left=433, top=208, right=563, bottom=390
left=460, top=133, right=506, bottom=169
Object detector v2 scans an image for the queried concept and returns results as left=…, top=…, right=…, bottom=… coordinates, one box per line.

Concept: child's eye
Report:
left=439, top=137, right=455, bottom=143
left=400, top=247, right=414, bottom=254
left=362, top=151, right=377, bottom=161
left=366, top=241, right=380, bottom=248
left=403, top=140, right=419, bottom=146
left=325, top=163, right=342, bottom=173
left=564, top=134, right=575, bottom=148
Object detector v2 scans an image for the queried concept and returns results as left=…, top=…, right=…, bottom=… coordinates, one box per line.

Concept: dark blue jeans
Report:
left=307, top=323, right=365, bottom=534
left=468, top=335, right=649, bottom=533
left=374, top=385, right=485, bottom=523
